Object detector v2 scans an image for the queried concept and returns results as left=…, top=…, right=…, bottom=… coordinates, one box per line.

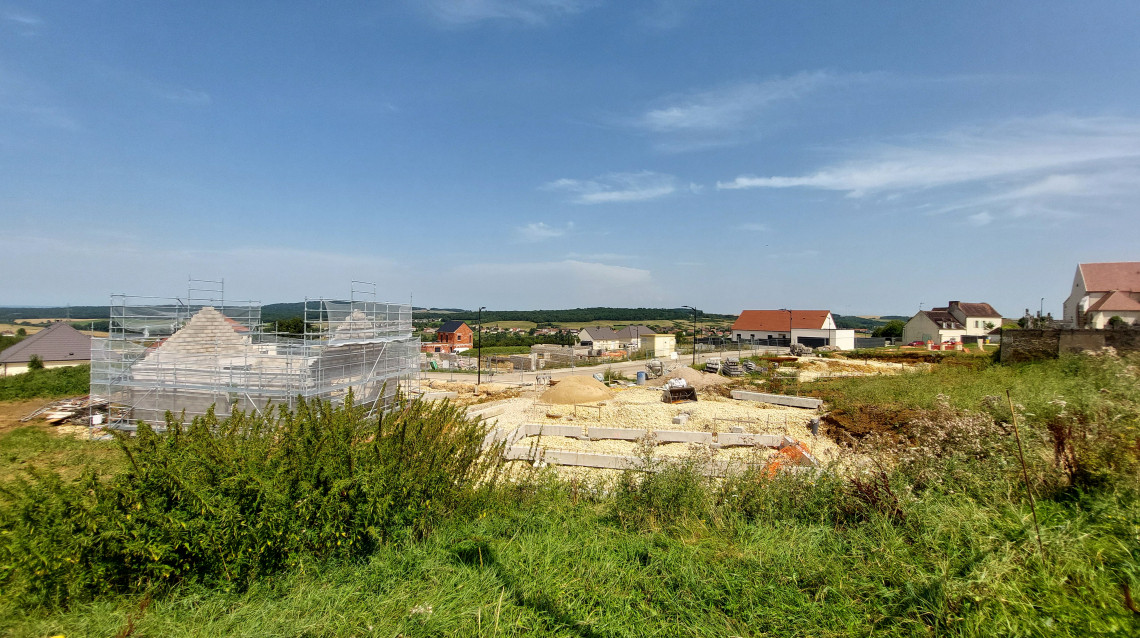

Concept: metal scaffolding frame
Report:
left=91, top=280, right=418, bottom=429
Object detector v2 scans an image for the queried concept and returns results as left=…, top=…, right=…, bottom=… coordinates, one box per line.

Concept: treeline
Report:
left=418, top=307, right=733, bottom=324
left=833, top=315, right=898, bottom=330
left=0, top=307, right=105, bottom=323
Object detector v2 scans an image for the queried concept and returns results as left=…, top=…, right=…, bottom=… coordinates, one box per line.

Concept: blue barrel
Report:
left=636, top=371, right=647, bottom=385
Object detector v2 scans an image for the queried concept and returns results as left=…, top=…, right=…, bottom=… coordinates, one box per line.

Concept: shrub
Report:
left=0, top=394, right=500, bottom=607
left=26, top=354, right=43, bottom=371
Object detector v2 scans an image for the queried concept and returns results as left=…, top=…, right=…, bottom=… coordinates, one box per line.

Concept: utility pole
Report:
left=682, top=306, right=698, bottom=365
left=477, top=306, right=485, bottom=385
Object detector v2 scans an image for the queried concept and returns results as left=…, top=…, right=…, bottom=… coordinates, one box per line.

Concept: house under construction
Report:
left=90, top=281, right=419, bottom=429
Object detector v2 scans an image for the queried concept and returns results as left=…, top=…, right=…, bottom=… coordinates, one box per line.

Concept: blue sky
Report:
left=2, top=1, right=1139, bottom=317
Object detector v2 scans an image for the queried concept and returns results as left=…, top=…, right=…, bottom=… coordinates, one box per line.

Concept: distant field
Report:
left=0, top=324, right=41, bottom=335
left=484, top=321, right=537, bottom=329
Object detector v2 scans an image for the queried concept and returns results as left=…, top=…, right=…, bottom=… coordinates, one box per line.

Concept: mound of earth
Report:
left=646, top=365, right=732, bottom=389
left=540, top=375, right=615, bottom=405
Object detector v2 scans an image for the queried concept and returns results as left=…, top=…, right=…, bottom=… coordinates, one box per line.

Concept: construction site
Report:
left=418, top=355, right=921, bottom=478
left=89, top=280, right=419, bottom=429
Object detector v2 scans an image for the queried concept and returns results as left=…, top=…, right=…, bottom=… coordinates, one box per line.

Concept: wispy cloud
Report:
left=718, top=115, right=1140, bottom=195
left=420, top=0, right=592, bottom=26
left=159, top=87, right=212, bottom=106
left=717, top=115, right=1140, bottom=224
left=543, top=171, right=677, bottom=204
left=516, top=221, right=573, bottom=241
left=629, top=71, right=858, bottom=150
left=638, top=72, right=837, bottom=134
left=5, top=12, right=41, bottom=26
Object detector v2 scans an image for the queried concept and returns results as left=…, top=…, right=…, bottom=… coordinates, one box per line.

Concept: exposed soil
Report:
left=821, top=404, right=922, bottom=446
left=0, top=399, right=49, bottom=435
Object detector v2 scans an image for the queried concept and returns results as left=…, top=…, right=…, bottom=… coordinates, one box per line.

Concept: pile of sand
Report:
left=540, top=375, right=615, bottom=405
left=647, top=365, right=732, bottom=389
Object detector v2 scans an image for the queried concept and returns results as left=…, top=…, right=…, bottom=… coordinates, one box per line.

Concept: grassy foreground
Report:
left=1, top=354, right=1138, bottom=636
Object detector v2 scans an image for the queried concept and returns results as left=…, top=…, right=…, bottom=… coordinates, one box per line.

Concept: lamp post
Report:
left=1039, top=297, right=1044, bottom=321
left=682, top=306, right=698, bottom=365
left=477, top=306, right=485, bottom=385
left=780, top=308, right=792, bottom=352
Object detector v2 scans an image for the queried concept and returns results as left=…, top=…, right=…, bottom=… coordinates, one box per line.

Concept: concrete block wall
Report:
left=1000, top=328, right=1140, bottom=363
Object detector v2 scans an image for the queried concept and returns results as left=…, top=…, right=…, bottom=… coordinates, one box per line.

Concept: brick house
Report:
left=421, top=320, right=474, bottom=353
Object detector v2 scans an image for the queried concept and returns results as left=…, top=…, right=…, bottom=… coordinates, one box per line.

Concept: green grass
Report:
left=0, top=364, right=90, bottom=401
left=0, top=425, right=123, bottom=483
left=2, top=355, right=1139, bottom=636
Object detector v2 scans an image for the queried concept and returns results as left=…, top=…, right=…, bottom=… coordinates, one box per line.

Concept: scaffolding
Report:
left=90, top=280, right=419, bottom=429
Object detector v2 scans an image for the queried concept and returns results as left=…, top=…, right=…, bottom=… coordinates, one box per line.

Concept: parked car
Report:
left=906, top=340, right=925, bottom=347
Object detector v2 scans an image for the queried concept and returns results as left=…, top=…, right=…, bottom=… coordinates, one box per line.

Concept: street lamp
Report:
left=477, top=306, right=486, bottom=385
left=780, top=308, right=792, bottom=352
left=682, top=306, right=698, bottom=365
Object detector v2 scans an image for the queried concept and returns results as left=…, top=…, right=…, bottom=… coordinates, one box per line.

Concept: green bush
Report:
left=25, top=355, right=43, bottom=371
left=0, top=394, right=499, bottom=607
left=0, top=364, right=89, bottom=400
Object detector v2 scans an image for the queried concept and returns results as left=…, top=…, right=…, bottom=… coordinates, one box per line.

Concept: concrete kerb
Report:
left=730, top=390, right=822, bottom=410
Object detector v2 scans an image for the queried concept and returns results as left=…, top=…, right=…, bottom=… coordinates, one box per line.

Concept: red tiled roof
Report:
left=732, top=310, right=830, bottom=332
left=1086, top=290, right=1140, bottom=313
left=1079, top=262, right=1140, bottom=293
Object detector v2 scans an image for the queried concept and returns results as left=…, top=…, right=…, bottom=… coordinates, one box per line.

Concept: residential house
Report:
left=577, top=325, right=656, bottom=351
left=421, top=320, right=473, bottom=354
left=731, top=310, right=855, bottom=349
left=1063, top=261, right=1140, bottom=328
left=902, top=301, right=1002, bottom=344
left=0, top=322, right=92, bottom=376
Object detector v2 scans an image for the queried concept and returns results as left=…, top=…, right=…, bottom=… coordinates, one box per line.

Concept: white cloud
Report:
left=420, top=0, right=592, bottom=25
left=516, top=221, right=573, bottom=241
left=543, top=171, right=677, bottom=204
left=717, top=115, right=1140, bottom=195
left=637, top=72, right=838, bottom=134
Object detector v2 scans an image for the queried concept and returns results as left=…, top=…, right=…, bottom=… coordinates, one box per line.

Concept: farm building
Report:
left=0, top=322, right=91, bottom=376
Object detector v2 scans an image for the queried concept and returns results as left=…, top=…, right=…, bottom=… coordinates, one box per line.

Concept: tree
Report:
left=15, top=328, right=26, bottom=337
left=274, top=317, right=306, bottom=335
left=872, top=320, right=905, bottom=339
left=27, top=354, right=44, bottom=371
left=1108, top=315, right=1126, bottom=329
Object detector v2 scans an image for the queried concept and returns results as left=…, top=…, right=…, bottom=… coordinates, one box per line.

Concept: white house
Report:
left=577, top=325, right=655, bottom=351
left=1062, top=262, right=1140, bottom=328
left=731, top=310, right=855, bottom=350
left=902, top=301, right=1002, bottom=344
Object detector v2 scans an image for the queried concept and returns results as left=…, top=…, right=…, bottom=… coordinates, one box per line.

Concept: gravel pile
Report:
left=540, top=375, right=614, bottom=404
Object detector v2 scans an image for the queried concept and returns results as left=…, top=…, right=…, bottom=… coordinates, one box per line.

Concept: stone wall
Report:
left=1000, top=328, right=1140, bottom=363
